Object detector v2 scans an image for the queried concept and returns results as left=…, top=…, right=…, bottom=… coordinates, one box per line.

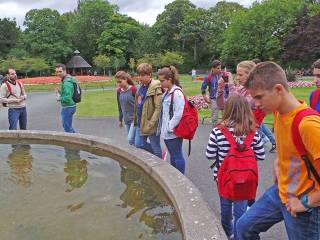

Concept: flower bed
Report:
left=20, top=76, right=111, bottom=84
left=188, top=95, right=209, bottom=110
left=288, top=81, right=315, bottom=88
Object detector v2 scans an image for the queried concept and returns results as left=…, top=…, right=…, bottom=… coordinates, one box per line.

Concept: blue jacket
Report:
left=201, top=72, right=229, bottom=99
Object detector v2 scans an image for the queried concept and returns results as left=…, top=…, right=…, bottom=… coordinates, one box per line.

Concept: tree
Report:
left=129, top=58, right=136, bottom=73
left=111, top=55, right=126, bottom=72
left=23, top=8, right=72, bottom=64
left=71, top=0, right=115, bottom=62
left=151, top=0, right=196, bottom=51
left=97, top=13, right=143, bottom=60
left=221, top=0, right=306, bottom=66
left=0, top=18, right=21, bottom=58
left=160, top=51, right=184, bottom=66
left=93, top=55, right=111, bottom=75
left=282, top=8, right=320, bottom=68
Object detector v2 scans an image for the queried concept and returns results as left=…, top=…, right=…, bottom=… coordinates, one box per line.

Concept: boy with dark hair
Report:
left=201, top=60, right=229, bottom=124
left=237, top=62, right=320, bottom=239
left=310, top=59, right=320, bottom=112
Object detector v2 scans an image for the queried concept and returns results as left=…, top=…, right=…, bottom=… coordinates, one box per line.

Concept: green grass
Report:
left=26, top=74, right=314, bottom=123
left=24, top=80, right=117, bottom=92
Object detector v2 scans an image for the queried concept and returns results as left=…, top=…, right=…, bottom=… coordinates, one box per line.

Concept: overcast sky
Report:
left=0, top=0, right=256, bottom=27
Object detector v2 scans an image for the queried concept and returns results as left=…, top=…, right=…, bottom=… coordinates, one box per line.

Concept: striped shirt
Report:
left=206, top=127, right=265, bottom=181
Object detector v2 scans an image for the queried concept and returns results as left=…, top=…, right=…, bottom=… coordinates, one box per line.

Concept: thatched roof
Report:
left=66, top=50, right=92, bottom=69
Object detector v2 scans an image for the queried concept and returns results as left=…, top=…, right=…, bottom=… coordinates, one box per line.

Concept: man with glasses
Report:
left=310, top=59, right=320, bottom=112
left=55, top=64, right=77, bottom=133
left=0, top=68, right=27, bottom=130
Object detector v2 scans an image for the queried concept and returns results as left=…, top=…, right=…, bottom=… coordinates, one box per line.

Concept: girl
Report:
left=206, top=94, right=265, bottom=240
left=217, top=61, right=276, bottom=153
left=157, top=66, right=186, bottom=174
left=115, top=71, right=136, bottom=145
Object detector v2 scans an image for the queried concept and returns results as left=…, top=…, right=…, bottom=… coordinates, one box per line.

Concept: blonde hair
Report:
left=237, top=61, right=256, bottom=75
left=219, top=94, right=256, bottom=136
left=137, top=63, right=152, bottom=75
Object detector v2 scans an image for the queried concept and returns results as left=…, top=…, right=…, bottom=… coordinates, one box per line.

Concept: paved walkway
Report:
left=0, top=91, right=286, bottom=239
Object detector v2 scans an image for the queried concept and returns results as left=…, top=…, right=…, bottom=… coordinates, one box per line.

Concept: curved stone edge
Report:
left=0, top=130, right=227, bottom=240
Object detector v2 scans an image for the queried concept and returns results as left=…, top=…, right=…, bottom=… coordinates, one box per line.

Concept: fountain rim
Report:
left=0, top=130, right=226, bottom=240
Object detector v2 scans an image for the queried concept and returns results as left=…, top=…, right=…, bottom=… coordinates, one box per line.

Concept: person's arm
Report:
left=0, top=83, right=22, bottom=104
left=252, top=132, right=265, bottom=161
left=147, top=88, right=162, bottom=129
left=206, top=128, right=218, bottom=160
left=168, top=90, right=185, bottom=131
left=60, top=81, right=74, bottom=105
left=201, top=77, right=210, bottom=103
left=20, top=82, right=27, bottom=100
left=116, top=91, right=123, bottom=128
left=286, top=118, right=320, bottom=216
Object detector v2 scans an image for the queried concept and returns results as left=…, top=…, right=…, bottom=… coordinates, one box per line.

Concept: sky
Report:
left=0, top=0, right=256, bottom=27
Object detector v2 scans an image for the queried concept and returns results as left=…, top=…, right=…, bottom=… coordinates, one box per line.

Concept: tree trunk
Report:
left=103, top=68, right=106, bottom=76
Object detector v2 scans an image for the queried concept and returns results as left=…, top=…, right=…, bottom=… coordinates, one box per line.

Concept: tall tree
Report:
left=72, top=0, right=115, bottom=62
left=282, top=9, right=320, bottom=67
left=0, top=18, right=21, bottom=59
left=221, top=0, right=306, bottom=66
left=97, top=14, right=143, bottom=60
left=24, top=8, right=72, bottom=64
left=151, top=0, right=196, bottom=51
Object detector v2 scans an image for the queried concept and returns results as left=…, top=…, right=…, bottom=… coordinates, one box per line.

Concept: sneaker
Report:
left=269, top=144, right=276, bottom=153
left=162, top=150, right=168, bottom=161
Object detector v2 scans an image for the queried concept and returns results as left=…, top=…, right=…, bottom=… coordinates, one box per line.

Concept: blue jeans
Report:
left=61, top=106, right=76, bottom=133
left=125, top=122, right=135, bottom=145
left=220, top=196, right=247, bottom=240
left=134, top=127, right=162, bottom=158
left=164, top=137, right=185, bottom=174
left=237, top=185, right=320, bottom=240
left=8, top=107, right=27, bottom=130
left=258, top=123, right=275, bottom=145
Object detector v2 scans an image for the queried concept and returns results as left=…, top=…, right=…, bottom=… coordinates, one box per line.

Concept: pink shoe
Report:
left=162, top=149, right=168, bottom=161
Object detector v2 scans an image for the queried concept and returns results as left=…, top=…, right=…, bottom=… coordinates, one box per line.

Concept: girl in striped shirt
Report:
left=206, top=94, right=265, bottom=240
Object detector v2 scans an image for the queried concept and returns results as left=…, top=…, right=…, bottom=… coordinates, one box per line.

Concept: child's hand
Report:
left=118, top=121, right=123, bottom=128
left=218, top=78, right=225, bottom=91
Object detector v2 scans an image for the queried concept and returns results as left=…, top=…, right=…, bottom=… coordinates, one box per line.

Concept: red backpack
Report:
left=217, top=126, right=258, bottom=201
left=292, top=108, right=320, bottom=191
left=169, top=88, right=199, bottom=155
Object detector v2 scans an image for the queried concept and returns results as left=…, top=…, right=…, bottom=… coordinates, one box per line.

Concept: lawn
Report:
left=75, top=74, right=315, bottom=127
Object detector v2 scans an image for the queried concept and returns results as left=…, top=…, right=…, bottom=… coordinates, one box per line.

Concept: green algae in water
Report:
left=0, top=144, right=183, bottom=240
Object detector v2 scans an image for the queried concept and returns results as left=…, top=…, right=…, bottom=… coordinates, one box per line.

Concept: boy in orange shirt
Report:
left=236, top=62, right=320, bottom=240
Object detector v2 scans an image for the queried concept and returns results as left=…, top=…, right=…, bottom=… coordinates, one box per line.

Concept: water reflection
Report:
left=7, top=144, right=33, bottom=187
left=119, top=165, right=181, bottom=236
left=64, top=148, right=88, bottom=192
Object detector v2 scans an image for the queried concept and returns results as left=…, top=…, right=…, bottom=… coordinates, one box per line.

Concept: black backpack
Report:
left=72, top=82, right=82, bottom=103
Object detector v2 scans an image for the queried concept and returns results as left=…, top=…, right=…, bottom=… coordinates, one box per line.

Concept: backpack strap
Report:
left=310, top=89, right=320, bottom=111
left=217, top=125, right=237, bottom=147
left=292, top=108, right=320, bottom=186
left=4, top=80, right=23, bottom=98
left=169, top=88, right=184, bottom=120
left=243, top=130, right=256, bottom=147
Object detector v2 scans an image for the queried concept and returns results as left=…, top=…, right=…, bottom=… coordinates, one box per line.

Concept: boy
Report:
left=236, top=62, right=320, bottom=239
left=201, top=60, right=229, bottom=125
left=310, top=59, right=320, bottom=112
left=133, top=63, right=163, bottom=158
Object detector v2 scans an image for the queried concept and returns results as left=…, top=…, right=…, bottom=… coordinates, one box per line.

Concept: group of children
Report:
left=116, top=63, right=186, bottom=174
left=205, top=59, right=320, bottom=240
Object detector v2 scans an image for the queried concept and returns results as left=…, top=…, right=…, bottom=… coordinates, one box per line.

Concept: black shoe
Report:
left=269, top=144, right=276, bottom=153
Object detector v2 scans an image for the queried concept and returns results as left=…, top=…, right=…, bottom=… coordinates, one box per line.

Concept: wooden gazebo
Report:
left=66, top=50, right=92, bottom=75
